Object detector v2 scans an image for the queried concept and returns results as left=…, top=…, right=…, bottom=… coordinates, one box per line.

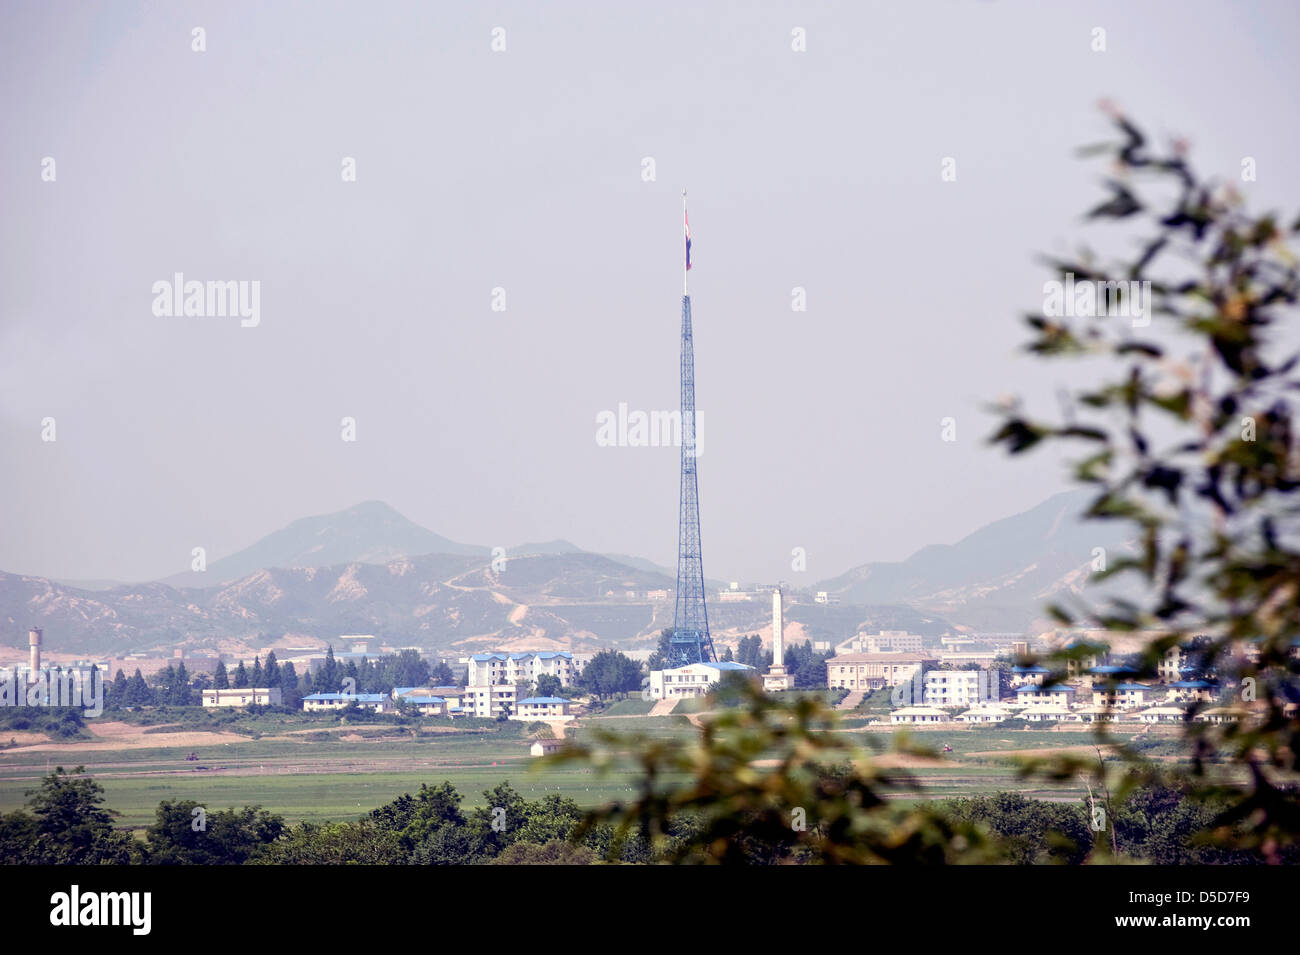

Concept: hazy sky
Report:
left=2, top=1, right=1298, bottom=585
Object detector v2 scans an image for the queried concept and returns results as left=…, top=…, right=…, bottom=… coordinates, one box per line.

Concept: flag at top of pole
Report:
left=683, top=190, right=691, bottom=295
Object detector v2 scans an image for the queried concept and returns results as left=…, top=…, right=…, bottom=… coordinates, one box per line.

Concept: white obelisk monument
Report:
left=763, top=586, right=793, bottom=691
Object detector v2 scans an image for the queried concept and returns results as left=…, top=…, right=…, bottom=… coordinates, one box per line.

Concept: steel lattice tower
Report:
left=670, top=291, right=715, bottom=665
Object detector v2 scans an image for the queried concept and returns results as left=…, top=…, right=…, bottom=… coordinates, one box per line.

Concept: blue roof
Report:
left=471, top=653, right=508, bottom=662
left=517, top=696, right=572, bottom=705
left=1100, top=683, right=1150, bottom=692
left=304, top=692, right=387, bottom=702
left=1090, top=665, right=1136, bottom=674
left=701, top=661, right=754, bottom=671
left=1017, top=684, right=1072, bottom=693
left=1168, top=681, right=1213, bottom=689
left=404, top=696, right=445, bottom=704
left=1012, top=666, right=1050, bottom=673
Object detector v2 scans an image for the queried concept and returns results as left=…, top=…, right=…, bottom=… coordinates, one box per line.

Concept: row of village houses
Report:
left=827, top=639, right=1300, bottom=725
left=887, top=676, right=1233, bottom=725
left=201, top=683, right=579, bottom=720
left=198, top=649, right=590, bottom=719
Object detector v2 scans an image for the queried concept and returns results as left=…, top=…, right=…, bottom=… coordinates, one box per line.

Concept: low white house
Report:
left=1022, top=705, right=1078, bottom=723
left=510, top=697, right=575, bottom=721
left=1136, top=705, right=1188, bottom=724
left=890, top=706, right=950, bottom=724
left=648, top=661, right=755, bottom=699
left=403, top=695, right=448, bottom=716
left=956, top=704, right=1015, bottom=723
left=1164, top=680, right=1217, bottom=704
left=301, top=692, right=387, bottom=713
left=202, top=687, right=281, bottom=708
left=529, top=738, right=566, bottom=757
left=1072, top=704, right=1124, bottom=723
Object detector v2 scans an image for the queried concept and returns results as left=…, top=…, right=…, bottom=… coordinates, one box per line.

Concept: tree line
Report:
left=3, top=764, right=1277, bottom=866
left=96, top=646, right=458, bottom=712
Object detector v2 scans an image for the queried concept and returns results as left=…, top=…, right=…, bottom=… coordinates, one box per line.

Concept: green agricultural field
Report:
left=0, top=708, right=1209, bottom=830
left=597, top=698, right=657, bottom=716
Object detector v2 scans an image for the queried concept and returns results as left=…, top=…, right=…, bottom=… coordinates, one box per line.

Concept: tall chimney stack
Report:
left=772, top=587, right=784, bottom=668
left=28, top=627, right=42, bottom=675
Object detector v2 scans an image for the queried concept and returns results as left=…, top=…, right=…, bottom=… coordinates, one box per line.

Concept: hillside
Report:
left=1, top=492, right=1134, bottom=655
left=814, top=490, right=1131, bottom=631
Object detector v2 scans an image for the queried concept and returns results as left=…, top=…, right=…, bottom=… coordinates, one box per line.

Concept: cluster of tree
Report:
left=0, top=766, right=135, bottom=864
left=0, top=707, right=85, bottom=740
left=263, top=780, right=655, bottom=864
left=575, top=650, right=643, bottom=700
left=213, top=652, right=305, bottom=708
left=99, top=654, right=308, bottom=711
left=0, top=768, right=648, bottom=865
left=940, top=785, right=1295, bottom=866
left=724, top=635, right=766, bottom=668
left=304, top=647, right=431, bottom=697
left=534, top=673, right=563, bottom=698
left=7, top=761, right=1285, bottom=866
left=105, top=668, right=168, bottom=709
left=148, top=663, right=199, bottom=706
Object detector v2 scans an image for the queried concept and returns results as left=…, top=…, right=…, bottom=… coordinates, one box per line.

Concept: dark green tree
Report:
left=735, top=635, right=765, bottom=668
left=577, top=650, right=643, bottom=699
left=468, top=782, right=529, bottom=856
left=22, top=766, right=135, bottom=864
left=941, top=793, right=1091, bottom=865
left=279, top=661, right=301, bottom=709
left=535, top=674, right=563, bottom=698
left=431, top=661, right=455, bottom=685
left=126, top=669, right=153, bottom=706
left=142, top=800, right=285, bottom=864
left=314, top=645, right=338, bottom=693
left=170, top=662, right=193, bottom=705
left=232, top=660, right=249, bottom=689
left=647, top=629, right=674, bottom=671
left=213, top=660, right=229, bottom=690
left=259, top=821, right=406, bottom=865
left=264, top=651, right=281, bottom=688
left=107, top=669, right=128, bottom=709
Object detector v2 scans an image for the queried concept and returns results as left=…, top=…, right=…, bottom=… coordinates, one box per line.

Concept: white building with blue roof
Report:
left=302, top=692, right=389, bottom=713
left=1090, top=682, right=1153, bottom=709
left=1013, top=683, right=1077, bottom=708
left=1009, top=665, right=1051, bottom=688
left=510, top=696, right=576, bottom=721
left=648, top=660, right=756, bottom=699
left=467, top=651, right=583, bottom=688
left=1164, top=680, right=1218, bottom=704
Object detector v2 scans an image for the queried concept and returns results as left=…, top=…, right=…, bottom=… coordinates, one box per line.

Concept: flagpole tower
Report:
left=670, top=191, right=715, bottom=666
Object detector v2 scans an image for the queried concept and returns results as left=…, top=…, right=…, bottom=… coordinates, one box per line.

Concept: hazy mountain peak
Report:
left=170, top=501, right=488, bottom=587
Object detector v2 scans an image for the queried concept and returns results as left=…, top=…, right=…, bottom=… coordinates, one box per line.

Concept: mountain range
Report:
left=0, top=492, right=1125, bottom=656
